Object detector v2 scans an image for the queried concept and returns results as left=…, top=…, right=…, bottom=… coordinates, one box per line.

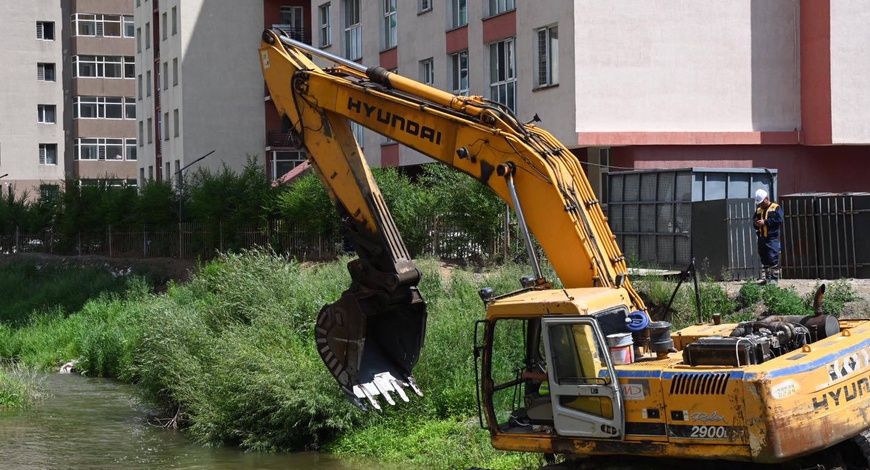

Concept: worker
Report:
left=753, top=188, right=783, bottom=285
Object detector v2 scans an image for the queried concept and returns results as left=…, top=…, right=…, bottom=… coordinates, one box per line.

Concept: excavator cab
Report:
left=478, top=293, right=627, bottom=445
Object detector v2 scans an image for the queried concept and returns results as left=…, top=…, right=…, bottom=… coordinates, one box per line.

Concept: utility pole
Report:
left=174, top=150, right=215, bottom=258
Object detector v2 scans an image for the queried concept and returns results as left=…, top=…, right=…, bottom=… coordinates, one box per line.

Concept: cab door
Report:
left=542, top=317, right=624, bottom=439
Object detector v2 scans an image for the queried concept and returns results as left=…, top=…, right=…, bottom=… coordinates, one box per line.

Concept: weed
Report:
left=762, top=285, right=811, bottom=316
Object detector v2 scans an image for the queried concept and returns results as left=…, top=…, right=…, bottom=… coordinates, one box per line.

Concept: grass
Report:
left=0, top=363, right=45, bottom=409
left=0, top=261, right=139, bottom=327
left=0, top=251, right=863, bottom=469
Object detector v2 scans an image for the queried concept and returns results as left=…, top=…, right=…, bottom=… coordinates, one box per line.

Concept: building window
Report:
left=126, top=139, right=137, bottom=160
left=489, top=38, right=516, bottom=112
left=271, top=151, right=306, bottom=180
left=172, top=58, right=179, bottom=86
left=145, top=22, right=150, bottom=49
left=138, top=121, right=144, bottom=146
left=75, top=138, right=123, bottom=160
left=137, top=27, right=142, bottom=53
left=351, top=121, right=364, bottom=148
left=37, top=63, right=56, bottom=81
left=146, top=70, right=151, bottom=96
left=163, top=62, right=168, bottom=90
left=419, top=58, right=434, bottom=86
left=450, top=50, right=468, bottom=95
left=37, top=105, right=56, bottom=124
left=162, top=12, right=167, bottom=40
left=164, top=112, right=170, bottom=141
left=72, top=55, right=127, bottom=79
left=535, top=25, right=558, bottom=87
left=124, top=16, right=134, bottom=38
left=343, top=0, right=362, bottom=60
left=125, top=97, right=136, bottom=119
left=74, top=96, right=125, bottom=119
left=279, top=6, right=304, bottom=37
left=73, top=13, right=123, bottom=37
left=319, top=3, right=331, bottom=47
left=172, top=7, right=177, bottom=35
left=174, top=109, right=179, bottom=137
left=39, top=144, right=57, bottom=165
left=137, top=74, right=143, bottom=99
left=488, top=0, right=515, bottom=16
left=125, top=56, right=135, bottom=78
left=382, top=0, right=397, bottom=50
left=450, top=0, right=467, bottom=28
left=419, top=0, right=432, bottom=13
left=37, top=21, right=55, bottom=40
left=147, top=118, right=153, bottom=143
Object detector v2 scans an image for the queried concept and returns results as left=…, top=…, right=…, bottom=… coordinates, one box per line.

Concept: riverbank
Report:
left=1, top=252, right=868, bottom=469
left=0, top=251, right=541, bottom=470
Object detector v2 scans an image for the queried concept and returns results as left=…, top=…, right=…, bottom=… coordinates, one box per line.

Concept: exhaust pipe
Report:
left=813, top=284, right=826, bottom=315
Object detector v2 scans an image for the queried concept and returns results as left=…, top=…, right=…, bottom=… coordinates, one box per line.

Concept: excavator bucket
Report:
left=315, top=260, right=427, bottom=411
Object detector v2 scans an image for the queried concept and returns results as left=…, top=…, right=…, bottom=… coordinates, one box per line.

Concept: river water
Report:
left=0, top=374, right=377, bottom=470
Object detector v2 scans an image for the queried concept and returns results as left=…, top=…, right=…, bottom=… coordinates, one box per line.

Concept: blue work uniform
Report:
left=754, top=201, right=783, bottom=269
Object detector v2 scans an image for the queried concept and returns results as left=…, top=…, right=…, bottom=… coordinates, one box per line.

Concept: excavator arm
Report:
left=259, top=29, right=646, bottom=408
left=260, top=31, right=426, bottom=410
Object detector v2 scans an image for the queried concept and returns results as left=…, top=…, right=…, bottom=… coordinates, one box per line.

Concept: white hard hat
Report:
left=755, top=188, right=768, bottom=205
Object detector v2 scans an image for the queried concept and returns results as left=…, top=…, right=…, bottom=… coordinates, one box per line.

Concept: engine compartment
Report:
left=682, top=314, right=840, bottom=367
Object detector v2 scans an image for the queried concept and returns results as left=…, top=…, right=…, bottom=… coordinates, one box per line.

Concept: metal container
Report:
left=607, top=168, right=777, bottom=276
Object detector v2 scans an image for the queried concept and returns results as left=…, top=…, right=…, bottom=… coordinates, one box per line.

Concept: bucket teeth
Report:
left=352, top=372, right=421, bottom=409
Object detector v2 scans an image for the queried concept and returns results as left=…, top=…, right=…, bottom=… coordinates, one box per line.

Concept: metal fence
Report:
left=0, top=216, right=518, bottom=264
left=781, top=192, right=870, bottom=279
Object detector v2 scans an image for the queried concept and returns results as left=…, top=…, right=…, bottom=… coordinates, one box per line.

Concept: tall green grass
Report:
left=0, top=364, right=45, bottom=408
left=0, top=251, right=543, bottom=468
left=0, top=261, right=137, bottom=326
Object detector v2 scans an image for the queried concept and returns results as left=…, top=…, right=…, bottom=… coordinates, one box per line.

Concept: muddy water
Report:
left=0, top=374, right=377, bottom=470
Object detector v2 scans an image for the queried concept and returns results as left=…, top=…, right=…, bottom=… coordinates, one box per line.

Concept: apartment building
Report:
left=135, top=0, right=309, bottom=186
left=305, top=0, right=869, bottom=196
left=1, top=3, right=66, bottom=197
left=0, top=1, right=138, bottom=199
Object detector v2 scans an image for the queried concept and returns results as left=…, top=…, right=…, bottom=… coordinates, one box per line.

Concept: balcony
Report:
left=268, top=130, right=302, bottom=149
left=270, top=25, right=310, bottom=45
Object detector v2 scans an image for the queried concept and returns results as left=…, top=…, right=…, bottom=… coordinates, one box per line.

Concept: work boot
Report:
left=758, top=266, right=769, bottom=285
left=768, top=266, right=780, bottom=286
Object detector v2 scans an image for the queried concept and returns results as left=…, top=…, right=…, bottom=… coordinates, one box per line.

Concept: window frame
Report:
left=319, top=3, right=332, bottom=47
left=450, top=50, right=469, bottom=96
left=37, top=104, right=57, bottom=124
left=39, top=143, right=58, bottom=165
left=535, top=24, right=559, bottom=88
left=489, top=38, right=517, bottom=113
left=488, top=0, right=515, bottom=16
left=419, top=0, right=432, bottom=14
left=73, top=96, right=126, bottom=120
left=419, top=58, right=434, bottom=86
left=343, top=0, right=362, bottom=60
left=75, top=137, right=124, bottom=161
left=37, top=63, right=56, bottom=82
left=450, top=0, right=467, bottom=29
left=72, top=13, right=122, bottom=38
left=37, top=21, right=55, bottom=40
left=382, top=0, right=397, bottom=50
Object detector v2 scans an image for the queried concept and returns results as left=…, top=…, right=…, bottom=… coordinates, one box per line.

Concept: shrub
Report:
left=802, top=279, right=858, bottom=317
left=762, top=285, right=811, bottom=316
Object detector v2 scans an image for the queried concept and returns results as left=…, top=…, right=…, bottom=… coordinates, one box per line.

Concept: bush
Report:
left=0, top=364, right=45, bottom=409
left=802, top=279, right=858, bottom=317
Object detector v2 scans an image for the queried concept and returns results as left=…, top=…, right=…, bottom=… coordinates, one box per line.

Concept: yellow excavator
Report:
left=259, top=29, right=870, bottom=467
